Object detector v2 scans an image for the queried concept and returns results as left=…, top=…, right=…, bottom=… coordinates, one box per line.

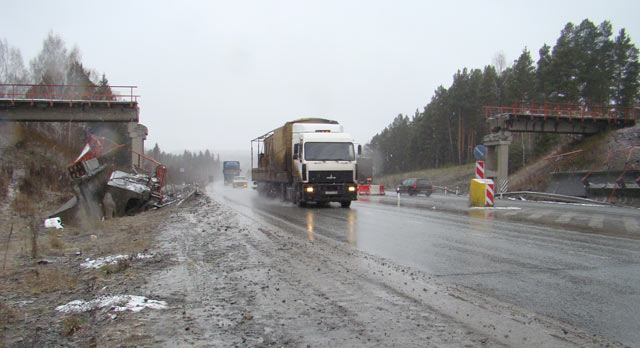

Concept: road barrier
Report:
left=469, top=179, right=494, bottom=207
left=358, top=184, right=385, bottom=195
left=476, top=161, right=485, bottom=179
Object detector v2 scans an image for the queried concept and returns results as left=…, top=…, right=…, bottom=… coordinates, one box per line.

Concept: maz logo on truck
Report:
left=326, top=174, right=337, bottom=180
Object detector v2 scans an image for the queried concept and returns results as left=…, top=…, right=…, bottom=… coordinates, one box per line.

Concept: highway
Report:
left=215, top=185, right=640, bottom=347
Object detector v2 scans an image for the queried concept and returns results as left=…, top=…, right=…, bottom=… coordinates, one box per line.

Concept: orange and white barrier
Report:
left=358, top=184, right=385, bottom=195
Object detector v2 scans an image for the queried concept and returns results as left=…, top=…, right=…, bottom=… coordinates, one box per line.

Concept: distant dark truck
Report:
left=223, top=161, right=241, bottom=185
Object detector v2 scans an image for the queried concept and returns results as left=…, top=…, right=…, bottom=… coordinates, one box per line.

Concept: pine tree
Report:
left=505, top=48, right=536, bottom=102
left=536, top=44, right=553, bottom=100
left=612, top=28, right=640, bottom=107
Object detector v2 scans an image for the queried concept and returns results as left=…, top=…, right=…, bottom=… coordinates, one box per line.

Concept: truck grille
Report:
left=308, top=170, right=353, bottom=183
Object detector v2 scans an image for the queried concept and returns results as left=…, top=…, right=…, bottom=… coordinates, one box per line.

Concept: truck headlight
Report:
left=348, top=186, right=356, bottom=192
left=306, top=186, right=314, bottom=193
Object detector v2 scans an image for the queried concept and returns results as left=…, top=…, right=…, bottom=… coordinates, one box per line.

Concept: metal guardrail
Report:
left=0, top=83, right=138, bottom=105
left=433, top=185, right=460, bottom=195
left=484, top=101, right=639, bottom=122
left=498, top=191, right=610, bottom=205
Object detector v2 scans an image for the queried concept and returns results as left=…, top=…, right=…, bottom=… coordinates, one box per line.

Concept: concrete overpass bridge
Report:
left=0, top=83, right=146, bottom=168
left=482, top=101, right=639, bottom=193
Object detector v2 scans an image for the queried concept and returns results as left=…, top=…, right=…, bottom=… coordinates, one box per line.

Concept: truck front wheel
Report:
left=340, top=201, right=352, bottom=208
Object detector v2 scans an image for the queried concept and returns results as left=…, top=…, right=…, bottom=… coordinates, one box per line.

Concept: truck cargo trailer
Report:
left=251, top=118, right=360, bottom=207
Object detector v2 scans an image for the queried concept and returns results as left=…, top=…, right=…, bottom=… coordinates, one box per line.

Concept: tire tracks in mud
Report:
left=133, top=191, right=618, bottom=347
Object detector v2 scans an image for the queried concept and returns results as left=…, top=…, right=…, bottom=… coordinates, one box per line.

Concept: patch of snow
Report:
left=470, top=206, right=522, bottom=210
left=55, top=295, right=167, bottom=313
left=81, top=253, right=154, bottom=269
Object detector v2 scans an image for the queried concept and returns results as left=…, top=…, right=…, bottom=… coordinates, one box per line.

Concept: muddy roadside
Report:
left=0, top=192, right=176, bottom=347
left=1, top=189, right=621, bottom=347
left=97, top=189, right=621, bottom=347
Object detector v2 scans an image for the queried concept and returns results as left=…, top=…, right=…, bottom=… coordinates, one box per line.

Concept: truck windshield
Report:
left=304, top=142, right=355, bottom=161
left=224, top=162, right=239, bottom=169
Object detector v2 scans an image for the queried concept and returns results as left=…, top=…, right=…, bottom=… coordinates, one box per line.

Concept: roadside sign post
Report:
left=474, top=145, right=487, bottom=161
left=476, top=161, right=485, bottom=179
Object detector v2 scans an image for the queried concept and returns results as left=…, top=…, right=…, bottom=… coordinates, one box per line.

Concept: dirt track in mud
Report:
left=1, top=189, right=621, bottom=347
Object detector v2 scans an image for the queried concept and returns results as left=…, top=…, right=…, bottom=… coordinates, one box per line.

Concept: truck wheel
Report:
left=340, top=201, right=351, bottom=208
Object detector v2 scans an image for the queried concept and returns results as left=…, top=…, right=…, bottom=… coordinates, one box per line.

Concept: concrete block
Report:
left=469, top=179, right=494, bottom=207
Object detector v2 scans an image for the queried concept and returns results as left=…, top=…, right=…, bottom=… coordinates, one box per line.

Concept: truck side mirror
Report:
left=293, top=144, right=299, bottom=160
left=357, top=144, right=362, bottom=155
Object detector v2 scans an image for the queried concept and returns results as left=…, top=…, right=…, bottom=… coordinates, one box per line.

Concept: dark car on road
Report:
left=396, top=178, right=434, bottom=197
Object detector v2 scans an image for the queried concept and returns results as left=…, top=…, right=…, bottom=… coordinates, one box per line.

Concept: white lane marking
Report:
left=623, top=217, right=640, bottom=233
left=588, top=214, right=604, bottom=229
left=556, top=212, right=576, bottom=224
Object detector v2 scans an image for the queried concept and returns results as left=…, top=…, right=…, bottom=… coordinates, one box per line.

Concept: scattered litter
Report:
left=81, top=253, right=154, bottom=269
left=44, top=217, right=64, bottom=230
left=55, top=295, right=167, bottom=313
left=37, top=259, right=53, bottom=265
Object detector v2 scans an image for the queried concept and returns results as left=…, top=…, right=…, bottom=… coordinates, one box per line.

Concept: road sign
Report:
left=474, top=145, right=487, bottom=160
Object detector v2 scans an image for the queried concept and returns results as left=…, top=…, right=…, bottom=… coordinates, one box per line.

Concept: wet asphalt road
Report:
left=215, top=185, right=640, bottom=347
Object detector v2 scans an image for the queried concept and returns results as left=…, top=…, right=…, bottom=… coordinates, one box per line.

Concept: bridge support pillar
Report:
left=483, top=132, right=512, bottom=194
left=128, top=122, right=148, bottom=168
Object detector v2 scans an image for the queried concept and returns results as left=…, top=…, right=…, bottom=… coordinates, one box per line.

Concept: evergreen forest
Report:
left=369, top=19, right=640, bottom=175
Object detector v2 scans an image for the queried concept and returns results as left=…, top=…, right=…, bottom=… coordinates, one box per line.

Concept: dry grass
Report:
left=100, top=259, right=131, bottom=276
left=0, top=300, right=16, bottom=327
left=27, top=268, right=78, bottom=296
left=47, top=231, right=65, bottom=251
left=1, top=267, right=78, bottom=296
left=0, top=300, right=17, bottom=346
left=10, top=192, right=36, bottom=218
left=62, top=315, right=84, bottom=337
left=0, top=169, right=8, bottom=200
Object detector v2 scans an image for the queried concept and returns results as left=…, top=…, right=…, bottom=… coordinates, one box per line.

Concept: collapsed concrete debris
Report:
left=48, top=134, right=183, bottom=226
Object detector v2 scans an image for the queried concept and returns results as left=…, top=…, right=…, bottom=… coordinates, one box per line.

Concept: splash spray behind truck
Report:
left=251, top=118, right=360, bottom=208
left=222, top=161, right=241, bottom=185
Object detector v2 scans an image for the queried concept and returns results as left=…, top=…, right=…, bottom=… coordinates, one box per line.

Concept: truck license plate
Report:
left=325, top=191, right=338, bottom=195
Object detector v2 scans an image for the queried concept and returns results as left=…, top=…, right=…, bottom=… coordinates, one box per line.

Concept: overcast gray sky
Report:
left=2, top=1, right=639, bottom=154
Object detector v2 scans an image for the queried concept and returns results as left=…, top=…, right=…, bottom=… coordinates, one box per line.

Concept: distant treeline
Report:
left=370, top=19, right=640, bottom=175
left=1, top=31, right=115, bottom=99
left=146, top=144, right=221, bottom=185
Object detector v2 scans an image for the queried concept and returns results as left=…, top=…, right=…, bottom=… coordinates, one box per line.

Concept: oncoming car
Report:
left=396, top=178, right=434, bottom=197
left=232, top=176, right=249, bottom=189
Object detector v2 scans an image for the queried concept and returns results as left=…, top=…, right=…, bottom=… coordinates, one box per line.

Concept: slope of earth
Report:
left=376, top=123, right=640, bottom=194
